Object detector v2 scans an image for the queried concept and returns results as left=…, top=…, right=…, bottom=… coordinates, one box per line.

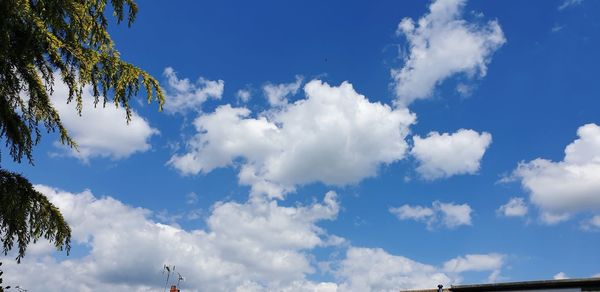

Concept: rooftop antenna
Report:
left=162, top=264, right=175, bottom=292
left=176, top=272, right=185, bottom=288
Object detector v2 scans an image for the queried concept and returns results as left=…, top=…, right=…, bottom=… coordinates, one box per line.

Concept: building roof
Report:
left=451, top=278, right=600, bottom=291
left=399, top=289, right=449, bottom=292
left=400, top=278, right=600, bottom=292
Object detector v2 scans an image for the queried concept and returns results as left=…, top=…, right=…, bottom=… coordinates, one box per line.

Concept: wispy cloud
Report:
left=390, top=201, right=473, bottom=229
left=558, top=0, right=583, bottom=11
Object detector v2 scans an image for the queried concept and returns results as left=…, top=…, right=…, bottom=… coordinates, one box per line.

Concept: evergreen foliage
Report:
left=0, top=169, right=71, bottom=261
left=0, top=0, right=164, bottom=288
left=0, top=0, right=165, bottom=164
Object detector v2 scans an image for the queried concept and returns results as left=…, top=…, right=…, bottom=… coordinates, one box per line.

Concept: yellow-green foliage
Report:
left=0, top=0, right=165, bottom=164
left=0, top=1, right=163, bottom=286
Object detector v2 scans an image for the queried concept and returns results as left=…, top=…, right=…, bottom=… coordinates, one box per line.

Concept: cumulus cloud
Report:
left=337, top=247, right=452, bottom=291
left=497, top=197, right=528, bottom=217
left=392, top=0, right=505, bottom=105
left=263, top=76, right=303, bottom=106
left=411, top=129, right=492, bottom=180
left=511, top=123, right=600, bottom=224
left=162, top=67, right=224, bottom=114
left=436, top=201, right=473, bottom=228
left=169, top=80, right=416, bottom=198
left=1, top=185, right=341, bottom=291
left=389, top=201, right=473, bottom=229
left=1, top=186, right=508, bottom=292
left=442, top=254, right=504, bottom=283
left=50, top=75, right=158, bottom=162
left=336, top=248, right=504, bottom=291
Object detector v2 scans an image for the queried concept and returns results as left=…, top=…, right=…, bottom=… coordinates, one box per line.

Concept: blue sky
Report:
left=3, top=0, right=600, bottom=291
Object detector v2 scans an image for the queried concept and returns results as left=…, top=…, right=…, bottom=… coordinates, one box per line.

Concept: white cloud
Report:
left=162, top=67, right=224, bottom=114
left=497, top=197, right=528, bottom=217
left=442, top=254, right=504, bottom=284
left=553, top=272, right=569, bottom=280
left=581, top=215, right=600, bottom=231
left=389, top=205, right=434, bottom=221
left=50, top=75, right=158, bottom=162
left=442, top=254, right=504, bottom=273
left=392, top=0, right=505, bottom=105
left=437, top=201, right=473, bottom=228
left=263, top=76, right=303, bottom=106
left=539, top=212, right=571, bottom=225
left=411, top=129, right=492, bottom=180
left=169, top=80, right=416, bottom=198
left=512, top=123, right=600, bottom=224
left=1, top=185, right=342, bottom=291
left=207, top=191, right=341, bottom=277
left=3, top=185, right=508, bottom=292
left=558, top=0, right=583, bottom=11
left=236, top=89, right=252, bottom=103
left=336, top=248, right=504, bottom=291
left=336, top=247, right=452, bottom=291
left=390, top=201, right=472, bottom=229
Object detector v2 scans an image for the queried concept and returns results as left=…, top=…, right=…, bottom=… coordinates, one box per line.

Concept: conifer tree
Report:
left=0, top=169, right=71, bottom=260
left=0, top=0, right=164, bottom=288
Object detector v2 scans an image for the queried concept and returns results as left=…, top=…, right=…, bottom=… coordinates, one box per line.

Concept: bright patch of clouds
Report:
left=437, top=201, right=473, bottom=228
left=390, top=201, right=473, bottom=229
left=162, top=67, right=224, bottom=114
left=558, top=0, right=583, bottom=11
left=443, top=254, right=504, bottom=283
left=2, top=186, right=508, bottom=292
left=337, top=248, right=504, bottom=291
left=50, top=75, right=158, bottom=162
left=553, top=272, right=569, bottom=280
left=512, top=123, right=600, bottom=224
left=411, top=129, right=492, bottom=180
left=169, top=80, right=416, bottom=198
left=337, top=247, right=452, bottom=291
left=1, top=185, right=341, bottom=291
left=497, top=197, right=528, bottom=217
left=263, top=76, right=303, bottom=106
left=392, top=0, right=505, bottom=105
left=442, top=254, right=504, bottom=273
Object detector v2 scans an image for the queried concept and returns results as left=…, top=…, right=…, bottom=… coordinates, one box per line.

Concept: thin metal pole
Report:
left=163, top=266, right=171, bottom=292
